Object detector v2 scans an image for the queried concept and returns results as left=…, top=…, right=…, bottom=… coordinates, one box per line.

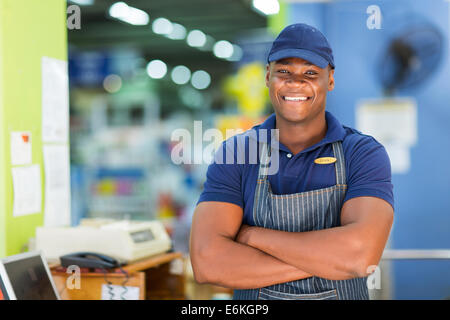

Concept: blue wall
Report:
left=288, top=0, right=450, bottom=299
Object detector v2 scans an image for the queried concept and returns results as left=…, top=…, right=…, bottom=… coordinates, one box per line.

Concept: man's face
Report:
left=265, top=57, right=335, bottom=124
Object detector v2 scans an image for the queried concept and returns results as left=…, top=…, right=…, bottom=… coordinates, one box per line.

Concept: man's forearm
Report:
left=191, top=235, right=312, bottom=289
left=241, top=225, right=368, bottom=280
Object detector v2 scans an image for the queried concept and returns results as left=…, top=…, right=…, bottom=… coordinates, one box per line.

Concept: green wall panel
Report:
left=0, top=0, right=67, bottom=257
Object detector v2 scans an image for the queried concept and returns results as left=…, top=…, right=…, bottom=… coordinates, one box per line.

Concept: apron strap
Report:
left=257, top=143, right=271, bottom=178
left=332, top=141, right=346, bottom=185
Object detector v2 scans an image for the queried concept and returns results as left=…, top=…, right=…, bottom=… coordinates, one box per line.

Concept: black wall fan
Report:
left=377, top=20, right=444, bottom=96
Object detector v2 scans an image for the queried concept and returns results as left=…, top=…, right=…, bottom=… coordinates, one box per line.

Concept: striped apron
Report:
left=233, top=141, right=369, bottom=300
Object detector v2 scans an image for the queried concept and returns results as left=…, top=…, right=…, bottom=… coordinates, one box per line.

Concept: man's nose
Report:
left=286, top=76, right=307, bottom=86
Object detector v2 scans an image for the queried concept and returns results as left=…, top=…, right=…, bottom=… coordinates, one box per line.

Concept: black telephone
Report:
left=60, top=252, right=121, bottom=269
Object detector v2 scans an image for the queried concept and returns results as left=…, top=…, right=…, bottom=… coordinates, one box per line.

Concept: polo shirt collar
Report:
left=253, top=111, right=346, bottom=153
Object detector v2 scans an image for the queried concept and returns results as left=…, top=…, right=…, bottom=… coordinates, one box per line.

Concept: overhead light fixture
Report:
left=69, top=0, right=94, bottom=5
left=167, top=23, right=187, bottom=40
left=146, top=60, right=167, bottom=79
left=171, top=65, right=191, bottom=85
left=152, top=17, right=173, bottom=35
left=186, top=30, right=207, bottom=48
left=191, top=70, right=211, bottom=90
left=213, top=40, right=234, bottom=59
left=252, top=0, right=280, bottom=15
left=109, top=2, right=149, bottom=26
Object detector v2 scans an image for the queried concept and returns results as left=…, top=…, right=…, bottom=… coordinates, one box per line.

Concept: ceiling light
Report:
left=191, top=70, right=211, bottom=90
left=109, top=2, right=128, bottom=18
left=186, top=30, right=207, bottom=48
left=152, top=17, right=173, bottom=35
left=146, top=60, right=167, bottom=79
left=171, top=65, right=191, bottom=85
left=109, top=2, right=149, bottom=26
left=252, top=0, right=280, bottom=15
left=213, top=40, right=234, bottom=59
left=69, top=0, right=94, bottom=5
left=167, top=23, right=187, bottom=40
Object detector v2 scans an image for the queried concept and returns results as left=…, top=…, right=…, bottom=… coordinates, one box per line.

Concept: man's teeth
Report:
left=284, top=96, right=309, bottom=101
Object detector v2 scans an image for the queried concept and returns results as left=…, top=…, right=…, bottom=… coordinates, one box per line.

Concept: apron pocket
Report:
left=258, top=288, right=337, bottom=300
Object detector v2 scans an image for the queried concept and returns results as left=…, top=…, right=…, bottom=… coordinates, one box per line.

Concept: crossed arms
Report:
left=189, top=197, right=393, bottom=289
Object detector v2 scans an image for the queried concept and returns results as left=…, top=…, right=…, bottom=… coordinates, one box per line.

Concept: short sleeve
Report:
left=344, top=135, right=394, bottom=210
left=197, top=139, right=243, bottom=208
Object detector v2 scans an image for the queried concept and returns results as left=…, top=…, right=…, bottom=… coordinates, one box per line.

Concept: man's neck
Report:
left=275, top=111, right=328, bottom=155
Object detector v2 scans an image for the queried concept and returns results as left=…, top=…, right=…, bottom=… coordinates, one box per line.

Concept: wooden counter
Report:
left=51, top=252, right=185, bottom=300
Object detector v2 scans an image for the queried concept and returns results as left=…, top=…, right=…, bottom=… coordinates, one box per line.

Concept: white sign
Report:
left=10, top=131, right=32, bottom=166
left=41, top=56, right=69, bottom=143
left=43, top=145, right=71, bottom=227
left=12, top=165, right=42, bottom=217
left=356, top=98, right=417, bottom=174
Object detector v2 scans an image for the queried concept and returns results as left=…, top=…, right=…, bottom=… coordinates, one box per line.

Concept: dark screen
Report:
left=130, top=230, right=155, bottom=243
left=4, top=256, right=58, bottom=300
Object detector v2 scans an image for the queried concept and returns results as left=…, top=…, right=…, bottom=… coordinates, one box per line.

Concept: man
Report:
left=190, top=23, right=394, bottom=300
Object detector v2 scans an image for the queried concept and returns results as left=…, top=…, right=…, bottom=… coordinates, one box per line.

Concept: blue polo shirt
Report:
left=197, top=111, right=394, bottom=226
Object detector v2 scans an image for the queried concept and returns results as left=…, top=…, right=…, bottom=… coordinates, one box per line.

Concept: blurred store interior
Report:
left=0, top=0, right=449, bottom=300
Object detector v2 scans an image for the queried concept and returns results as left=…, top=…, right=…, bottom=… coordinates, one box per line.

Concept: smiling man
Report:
left=190, top=23, right=394, bottom=300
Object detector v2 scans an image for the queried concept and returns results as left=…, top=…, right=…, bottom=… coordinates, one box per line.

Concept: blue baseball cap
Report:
left=267, top=23, right=335, bottom=69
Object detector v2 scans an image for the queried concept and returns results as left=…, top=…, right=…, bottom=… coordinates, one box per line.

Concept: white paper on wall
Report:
left=41, top=56, right=69, bottom=143
left=12, top=165, right=42, bottom=217
left=356, top=98, right=418, bottom=174
left=43, top=144, right=71, bottom=227
left=10, top=131, right=32, bottom=166
left=356, top=98, right=417, bottom=145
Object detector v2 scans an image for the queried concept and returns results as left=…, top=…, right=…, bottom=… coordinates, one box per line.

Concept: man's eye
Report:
left=305, top=70, right=318, bottom=75
left=277, top=69, right=289, bottom=74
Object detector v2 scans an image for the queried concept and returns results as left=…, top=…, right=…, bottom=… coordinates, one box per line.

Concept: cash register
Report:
left=36, top=219, right=172, bottom=264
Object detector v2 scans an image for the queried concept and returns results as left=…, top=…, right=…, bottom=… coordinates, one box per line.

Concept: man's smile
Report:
left=281, top=95, right=313, bottom=102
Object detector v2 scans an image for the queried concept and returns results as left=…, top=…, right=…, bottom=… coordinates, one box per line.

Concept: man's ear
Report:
left=265, top=63, right=270, bottom=88
left=328, top=67, right=335, bottom=91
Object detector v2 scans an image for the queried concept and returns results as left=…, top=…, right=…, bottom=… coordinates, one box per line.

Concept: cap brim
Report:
left=268, top=48, right=329, bottom=69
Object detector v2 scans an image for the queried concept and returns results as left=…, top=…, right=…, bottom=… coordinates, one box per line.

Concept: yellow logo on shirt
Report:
left=314, top=157, right=337, bottom=164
